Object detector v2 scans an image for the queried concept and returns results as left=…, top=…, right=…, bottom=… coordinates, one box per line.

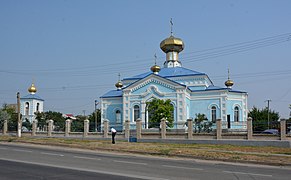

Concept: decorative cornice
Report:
left=140, top=85, right=165, bottom=98
left=131, top=78, right=175, bottom=93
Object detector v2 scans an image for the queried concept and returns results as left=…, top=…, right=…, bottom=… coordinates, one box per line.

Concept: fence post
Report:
left=83, top=119, right=89, bottom=137
left=125, top=120, right=130, bottom=139
left=47, top=119, right=53, bottom=137
left=160, top=118, right=166, bottom=139
left=280, top=119, right=286, bottom=140
left=136, top=118, right=142, bottom=139
left=187, top=119, right=193, bottom=139
left=216, top=119, right=222, bottom=140
left=3, top=120, right=7, bottom=135
left=65, top=119, right=71, bottom=137
left=32, top=120, right=37, bottom=136
left=247, top=117, right=253, bottom=140
left=103, top=120, right=109, bottom=138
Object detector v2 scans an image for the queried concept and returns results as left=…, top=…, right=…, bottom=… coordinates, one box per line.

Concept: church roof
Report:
left=124, top=67, right=206, bottom=80
left=188, top=85, right=247, bottom=93
left=21, top=94, right=44, bottom=101
left=100, top=89, right=123, bottom=98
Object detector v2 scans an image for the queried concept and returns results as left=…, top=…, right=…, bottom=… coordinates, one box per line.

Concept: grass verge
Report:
left=0, top=136, right=290, bottom=166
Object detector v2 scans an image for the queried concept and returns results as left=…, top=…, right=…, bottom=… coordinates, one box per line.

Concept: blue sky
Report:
left=0, top=0, right=291, bottom=117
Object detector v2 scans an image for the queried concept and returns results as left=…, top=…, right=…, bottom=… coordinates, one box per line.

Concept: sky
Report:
left=0, top=0, right=291, bottom=118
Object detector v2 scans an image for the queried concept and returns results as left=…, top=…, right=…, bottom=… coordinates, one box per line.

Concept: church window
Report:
left=116, top=110, right=121, bottom=124
left=234, top=106, right=239, bottom=122
left=36, top=103, right=40, bottom=112
left=211, top=106, right=217, bottom=122
left=134, top=105, right=140, bottom=121
left=25, top=102, right=29, bottom=115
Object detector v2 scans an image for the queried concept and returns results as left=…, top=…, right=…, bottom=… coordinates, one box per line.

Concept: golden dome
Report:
left=151, top=64, right=161, bottom=73
left=225, top=79, right=234, bottom=87
left=115, top=81, right=123, bottom=89
left=160, top=35, right=184, bottom=53
left=28, top=83, right=37, bottom=93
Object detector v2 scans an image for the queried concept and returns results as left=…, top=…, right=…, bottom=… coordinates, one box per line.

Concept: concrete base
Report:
left=138, top=139, right=291, bottom=148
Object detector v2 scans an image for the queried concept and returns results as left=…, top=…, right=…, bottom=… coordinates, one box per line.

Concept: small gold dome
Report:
left=160, top=35, right=184, bottom=53
left=151, top=64, right=161, bottom=73
left=225, top=79, right=234, bottom=87
left=28, top=83, right=37, bottom=93
left=115, top=81, right=123, bottom=89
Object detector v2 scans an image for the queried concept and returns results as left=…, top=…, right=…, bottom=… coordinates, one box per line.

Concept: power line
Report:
left=1, top=33, right=290, bottom=76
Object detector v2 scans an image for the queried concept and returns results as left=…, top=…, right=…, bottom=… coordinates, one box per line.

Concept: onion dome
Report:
left=160, top=35, right=184, bottom=53
left=225, top=69, right=234, bottom=88
left=28, top=83, right=37, bottom=94
left=115, top=73, right=123, bottom=90
left=115, top=81, right=123, bottom=90
left=225, top=79, right=234, bottom=88
left=151, top=64, right=161, bottom=74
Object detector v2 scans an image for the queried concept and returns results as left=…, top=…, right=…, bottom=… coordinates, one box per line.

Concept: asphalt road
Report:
left=0, top=143, right=290, bottom=180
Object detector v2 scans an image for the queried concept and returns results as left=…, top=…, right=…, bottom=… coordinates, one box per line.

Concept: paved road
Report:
left=0, top=143, right=290, bottom=180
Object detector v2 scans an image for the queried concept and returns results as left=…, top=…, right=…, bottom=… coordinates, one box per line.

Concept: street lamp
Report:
left=95, top=100, right=99, bottom=132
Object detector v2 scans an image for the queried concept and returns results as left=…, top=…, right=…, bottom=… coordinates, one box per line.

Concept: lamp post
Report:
left=95, top=100, right=99, bottom=132
left=17, top=92, right=21, bottom=138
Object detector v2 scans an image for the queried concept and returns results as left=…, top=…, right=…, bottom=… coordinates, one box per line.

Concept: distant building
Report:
left=101, top=31, right=248, bottom=131
left=20, top=83, right=44, bottom=123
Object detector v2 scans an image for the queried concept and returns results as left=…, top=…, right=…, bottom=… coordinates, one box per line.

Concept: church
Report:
left=20, top=83, right=44, bottom=123
left=100, top=31, right=248, bottom=131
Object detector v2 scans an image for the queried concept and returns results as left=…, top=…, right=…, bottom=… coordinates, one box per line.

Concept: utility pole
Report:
left=17, top=92, right=21, bottom=138
left=95, top=100, right=99, bottom=132
left=265, top=99, right=271, bottom=129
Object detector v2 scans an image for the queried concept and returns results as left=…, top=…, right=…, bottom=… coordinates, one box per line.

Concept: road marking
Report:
left=113, top=160, right=147, bottom=166
left=41, top=152, right=64, bottom=157
left=223, top=171, right=272, bottom=177
left=0, top=147, right=8, bottom=150
left=0, top=157, right=168, bottom=180
left=73, top=156, right=101, bottom=161
left=162, top=165, right=203, bottom=171
left=12, top=149, right=33, bottom=153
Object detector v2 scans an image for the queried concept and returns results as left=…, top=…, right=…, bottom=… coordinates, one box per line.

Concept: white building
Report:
left=20, top=83, right=44, bottom=123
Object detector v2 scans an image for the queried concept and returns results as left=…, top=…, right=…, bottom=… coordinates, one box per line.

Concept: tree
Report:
left=0, top=104, right=18, bottom=131
left=71, top=115, right=85, bottom=132
left=146, top=98, right=174, bottom=128
left=194, top=113, right=210, bottom=133
left=248, top=106, right=280, bottom=132
left=35, top=111, right=65, bottom=131
left=0, top=109, right=10, bottom=128
left=88, top=109, right=101, bottom=132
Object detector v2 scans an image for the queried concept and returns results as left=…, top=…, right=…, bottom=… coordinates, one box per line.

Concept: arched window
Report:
left=25, top=102, right=29, bottom=115
left=234, top=106, right=239, bottom=122
left=211, top=106, right=217, bottom=122
left=116, top=110, right=121, bottom=124
left=134, top=105, right=140, bottom=121
left=36, top=103, right=40, bottom=112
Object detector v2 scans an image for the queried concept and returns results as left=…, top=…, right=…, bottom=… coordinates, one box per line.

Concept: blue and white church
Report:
left=101, top=33, right=248, bottom=131
left=20, top=83, right=44, bottom=123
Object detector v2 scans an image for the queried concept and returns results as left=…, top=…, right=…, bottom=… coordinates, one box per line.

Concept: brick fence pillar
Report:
left=32, top=120, right=37, bottom=136
left=124, top=120, right=130, bottom=139
left=136, top=118, right=142, bottom=139
left=247, top=117, right=253, bottom=140
left=280, top=119, right=286, bottom=140
left=160, top=118, right=166, bottom=139
left=216, top=119, right=222, bottom=140
left=83, top=119, right=89, bottom=137
left=103, top=120, right=109, bottom=138
left=65, top=119, right=71, bottom=137
left=47, top=120, right=53, bottom=137
left=3, top=120, right=8, bottom=135
left=187, top=119, right=193, bottom=139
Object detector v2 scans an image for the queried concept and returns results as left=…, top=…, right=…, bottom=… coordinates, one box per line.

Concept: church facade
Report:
left=20, top=83, right=44, bottom=123
left=100, top=33, right=248, bottom=131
